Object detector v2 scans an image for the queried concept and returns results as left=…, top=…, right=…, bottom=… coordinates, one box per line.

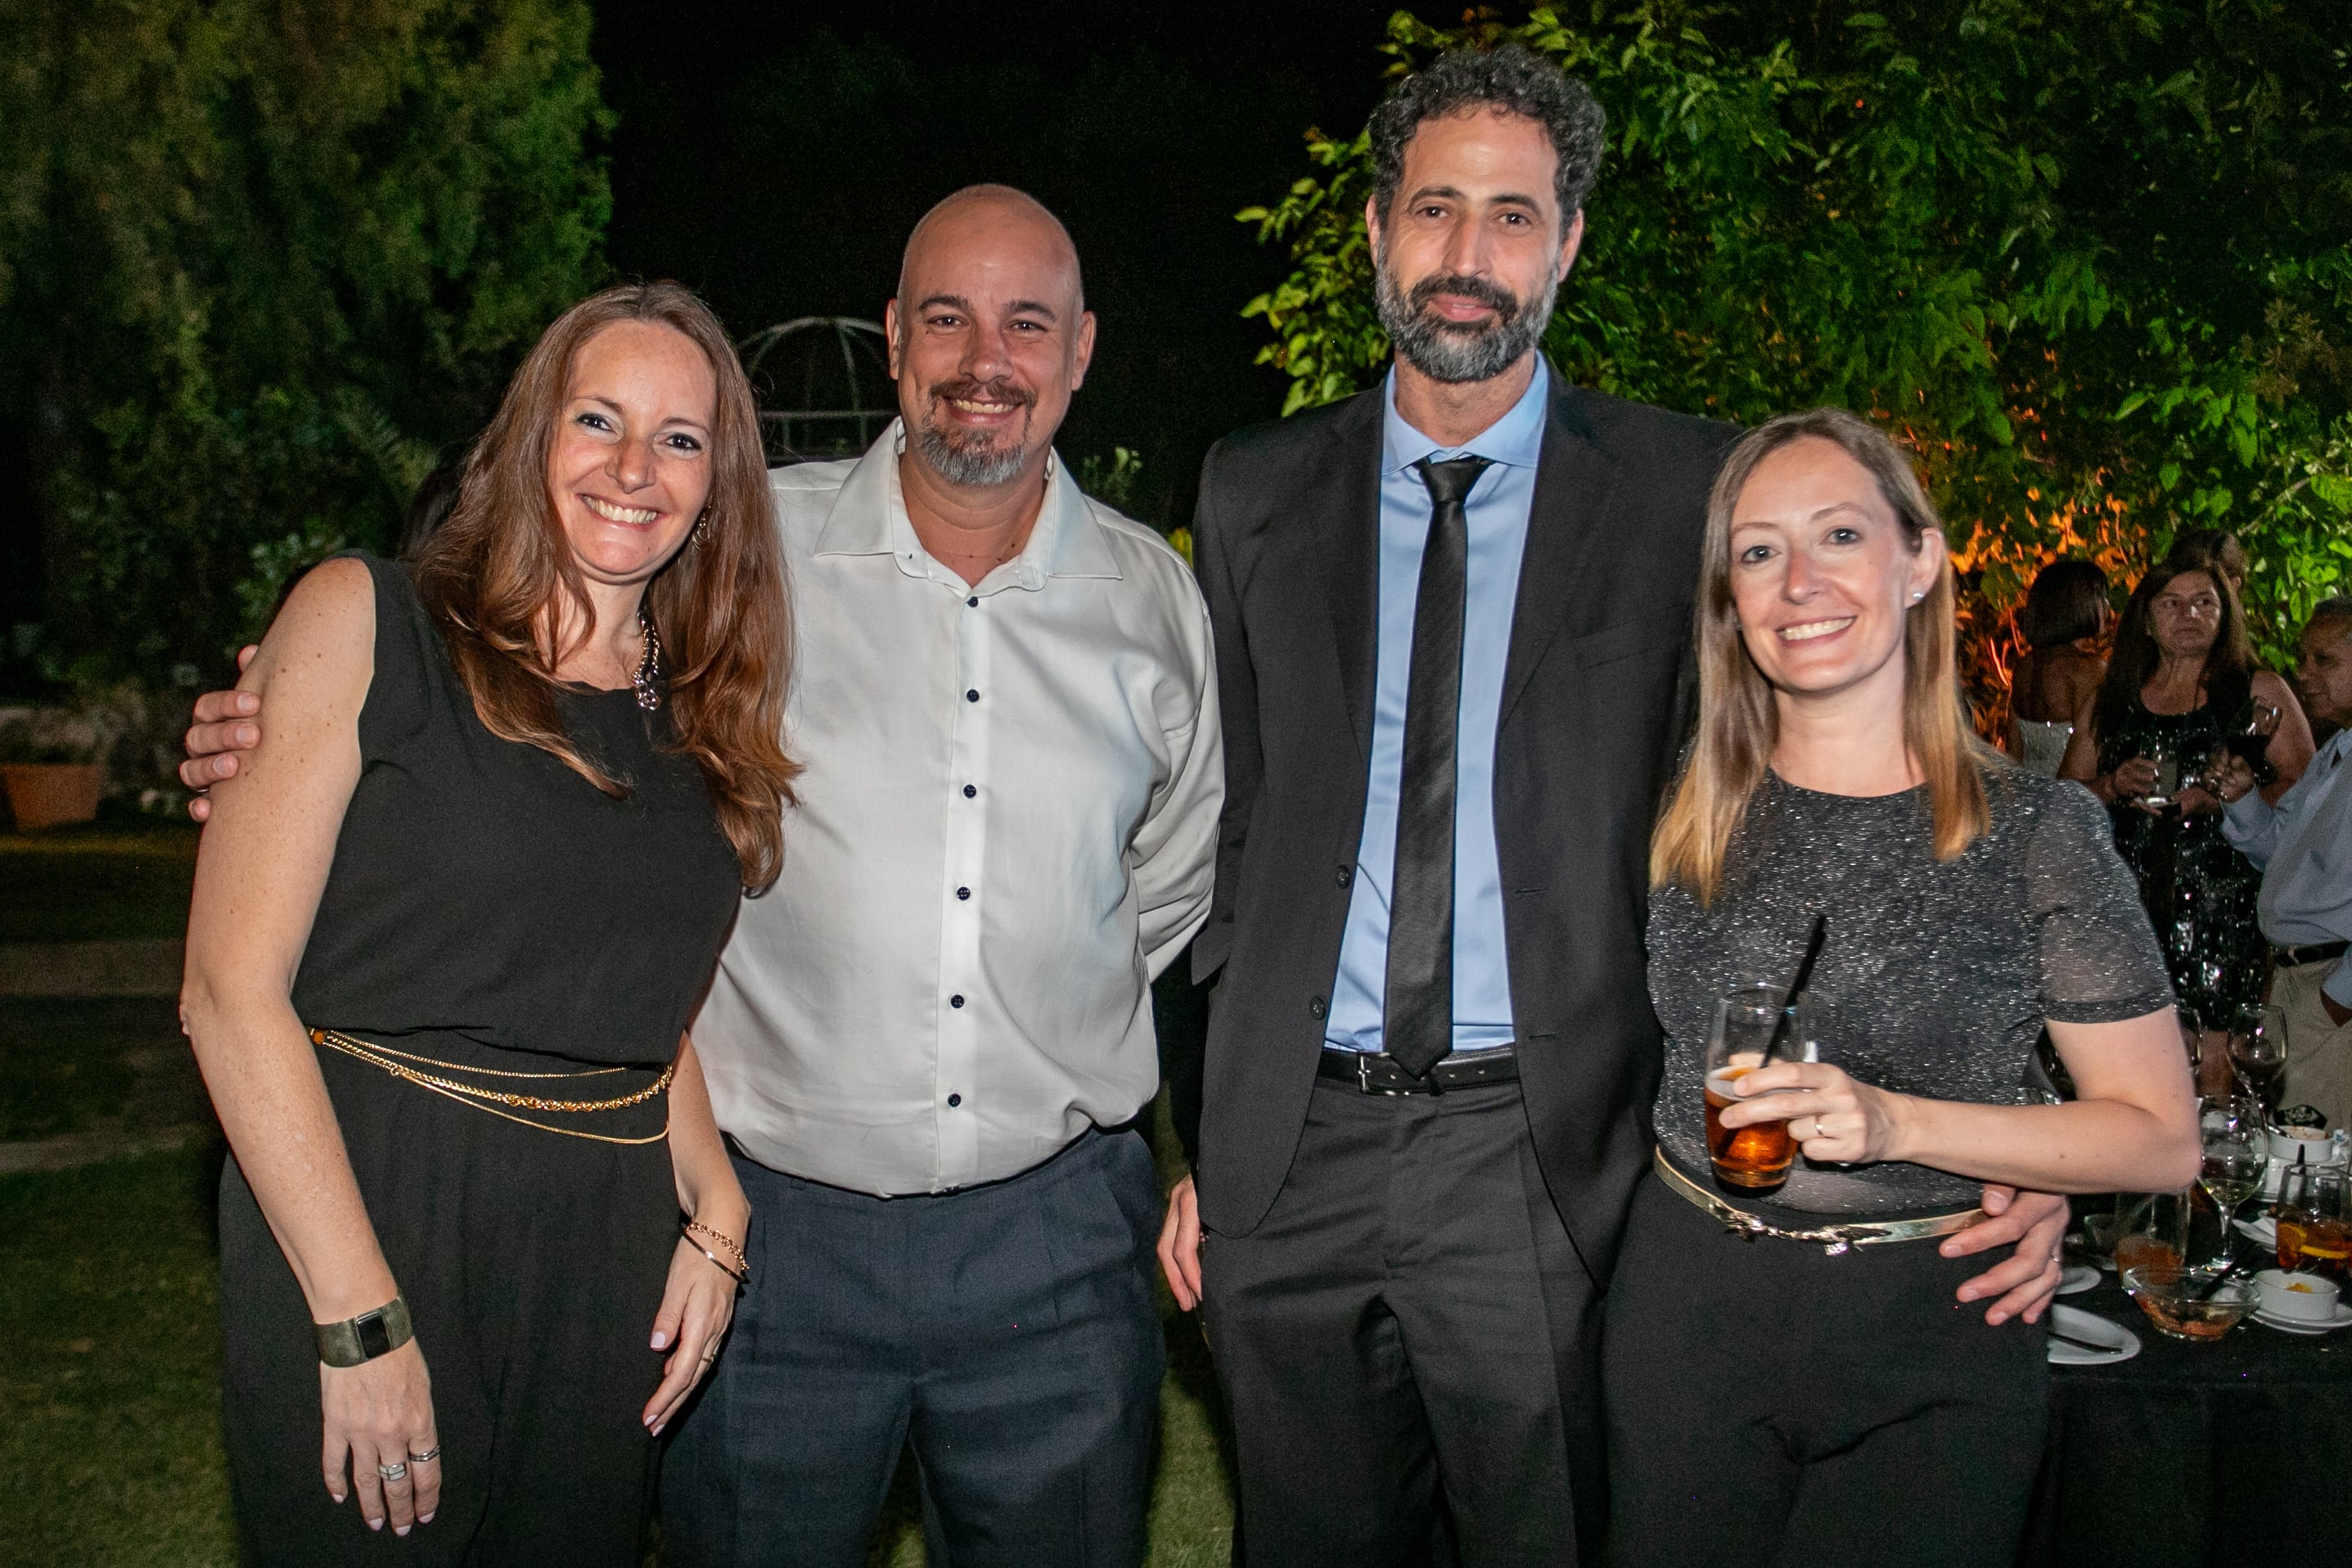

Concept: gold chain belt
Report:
left=312, top=1028, right=672, bottom=1146
left=1653, top=1148, right=1980, bottom=1256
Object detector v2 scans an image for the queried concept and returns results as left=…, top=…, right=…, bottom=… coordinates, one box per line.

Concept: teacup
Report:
left=2255, top=1268, right=2341, bottom=1322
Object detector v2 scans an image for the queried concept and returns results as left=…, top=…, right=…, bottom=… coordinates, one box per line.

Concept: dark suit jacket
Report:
left=1186, top=369, right=1735, bottom=1282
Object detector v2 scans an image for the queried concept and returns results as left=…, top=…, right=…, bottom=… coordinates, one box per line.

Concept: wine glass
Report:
left=2228, top=1003, right=2290, bottom=1115
left=2199, top=1097, right=2267, bottom=1270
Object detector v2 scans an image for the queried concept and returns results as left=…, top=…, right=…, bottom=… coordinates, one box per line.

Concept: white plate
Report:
left=2253, top=1304, right=2352, bottom=1336
left=2057, top=1264, right=2101, bottom=1295
left=2048, top=1303, right=2142, bottom=1366
left=2237, top=1215, right=2279, bottom=1247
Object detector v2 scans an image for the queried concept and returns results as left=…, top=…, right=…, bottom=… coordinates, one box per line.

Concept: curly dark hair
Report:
left=1368, top=44, right=1606, bottom=228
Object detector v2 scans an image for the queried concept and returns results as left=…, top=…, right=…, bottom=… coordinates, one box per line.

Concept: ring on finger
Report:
left=408, top=1445, right=441, bottom=1465
left=378, top=1461, right=408, bottom=1481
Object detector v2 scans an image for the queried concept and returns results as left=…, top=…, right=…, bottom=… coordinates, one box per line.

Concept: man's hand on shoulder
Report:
left=1943, top=1185, right=2069, bottom=1326
left=182, top=644, right=263, bottom=822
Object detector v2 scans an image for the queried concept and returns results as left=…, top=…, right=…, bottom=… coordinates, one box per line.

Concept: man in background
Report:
left=2223, top=597, right=2352, bottom=1129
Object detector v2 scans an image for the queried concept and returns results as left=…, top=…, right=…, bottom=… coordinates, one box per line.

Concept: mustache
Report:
left=927, top=376, right=1035, bottom=412
left=1405, top=272, right=1524, bottom=323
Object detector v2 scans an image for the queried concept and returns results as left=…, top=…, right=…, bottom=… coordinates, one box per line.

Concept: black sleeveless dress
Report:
left=2095, top=689, right=2265, bottom=1030
left=216, top=554, right=742, bottom=1566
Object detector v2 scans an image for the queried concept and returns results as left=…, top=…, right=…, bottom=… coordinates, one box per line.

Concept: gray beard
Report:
left=914, top=418, right=1034, bottom=489
left=1374, top=252, right=1561, bottom=385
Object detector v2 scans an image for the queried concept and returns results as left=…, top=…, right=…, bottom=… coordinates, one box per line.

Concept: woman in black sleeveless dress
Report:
left=2060, top=560, right=2311, bottom=1075
left=182, top=283, right=797, bottom=1564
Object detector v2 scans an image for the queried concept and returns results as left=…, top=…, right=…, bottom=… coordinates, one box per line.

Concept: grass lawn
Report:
left=0, top=819, right=200, bottom=944
left=0, top=1129, right=1237, bottom=1566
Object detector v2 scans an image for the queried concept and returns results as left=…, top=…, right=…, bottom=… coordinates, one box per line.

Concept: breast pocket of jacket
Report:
left=1565, top=609, right=1691, bottom=673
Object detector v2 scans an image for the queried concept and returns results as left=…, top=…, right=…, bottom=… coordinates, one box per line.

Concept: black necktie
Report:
left=1385, top=455, right=1491, bottom=1076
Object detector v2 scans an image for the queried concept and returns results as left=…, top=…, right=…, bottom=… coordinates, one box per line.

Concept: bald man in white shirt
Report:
left=180, top=186, right=1219, bottom=1568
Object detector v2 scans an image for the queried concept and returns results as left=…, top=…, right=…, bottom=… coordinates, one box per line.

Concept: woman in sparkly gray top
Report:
left=1602, top=409, right=2199, bottom=1568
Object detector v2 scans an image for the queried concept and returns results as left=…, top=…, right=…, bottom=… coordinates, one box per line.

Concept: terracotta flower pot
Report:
left=1, top=762, right=106, bottom=831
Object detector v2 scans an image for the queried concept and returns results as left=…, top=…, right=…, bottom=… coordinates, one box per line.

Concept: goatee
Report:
left=1374, top=250, right=1561, bottom=385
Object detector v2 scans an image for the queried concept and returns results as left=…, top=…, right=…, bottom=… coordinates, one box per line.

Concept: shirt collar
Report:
left=813, top=419, right=1121, bottom=587
left=1380, top=356, right=1552, bottom=478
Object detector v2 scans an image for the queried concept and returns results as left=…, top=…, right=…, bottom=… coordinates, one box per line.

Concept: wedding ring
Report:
left=408, top=1446, right=441, bottom=1464
left=378, top=1461, right=408, bottom=1481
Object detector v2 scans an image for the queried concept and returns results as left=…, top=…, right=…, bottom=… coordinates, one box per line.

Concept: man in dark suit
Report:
left=1156, top=45, right=2071, bottom=1566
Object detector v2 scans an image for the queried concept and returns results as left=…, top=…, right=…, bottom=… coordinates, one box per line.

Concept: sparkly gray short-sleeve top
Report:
left=1648, top=768, right=2174, bottom=1218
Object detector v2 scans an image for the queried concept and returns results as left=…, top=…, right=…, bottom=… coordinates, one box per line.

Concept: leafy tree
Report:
left=0, top=0, right=611, bottom=683
left=1240, top=2, right=2352, bottom=719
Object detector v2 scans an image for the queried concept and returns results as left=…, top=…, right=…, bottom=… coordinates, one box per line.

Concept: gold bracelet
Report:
left=683, top=1219, right=747, bottom=1275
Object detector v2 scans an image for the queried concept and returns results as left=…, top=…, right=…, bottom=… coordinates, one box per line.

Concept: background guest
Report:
left=179, top=282, right=791, bottom=1562
left=2060, top=558, right=2313, bottom=1083
left=2008, top=559, right=2111, bottom=776
left=1612, top=408, right=2198, bottom=1568
left=2219, top=597, right=2352, bottom=1129
left=2163, top=528, right=2249, bottom=597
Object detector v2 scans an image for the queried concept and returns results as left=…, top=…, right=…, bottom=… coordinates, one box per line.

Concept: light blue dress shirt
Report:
left=1325, top=359, right=1550, bottom=1054
left=2224, top=729, right=2352, bottom=1010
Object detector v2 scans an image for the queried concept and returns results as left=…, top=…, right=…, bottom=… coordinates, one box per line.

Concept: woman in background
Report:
left=182, top=282, right=795, bottom=1564
left=2061, top=559, right=2311, bottom=1076
left=2008, top=559, right=2110, bottom=776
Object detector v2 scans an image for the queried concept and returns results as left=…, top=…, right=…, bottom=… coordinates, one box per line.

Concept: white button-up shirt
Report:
left=2225, top=729, right=2352, bottom=1009
left=692, top=423, right=1221, bottom=1196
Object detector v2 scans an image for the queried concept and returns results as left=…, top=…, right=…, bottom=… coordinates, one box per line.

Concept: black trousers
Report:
left=1201, top=1076, right=1602, bottom=1567
left=218, top=1037, right=677, bottom=1566
left=660, top=1127, right=1165, bottom=1568
left=1602, top=1174, right=2049, bottom=1568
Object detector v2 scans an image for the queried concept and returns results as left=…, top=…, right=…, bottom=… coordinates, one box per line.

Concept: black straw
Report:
left=1760, top=914, right=1829, bottom=1066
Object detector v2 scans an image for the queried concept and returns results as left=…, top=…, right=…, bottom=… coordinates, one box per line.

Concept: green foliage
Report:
left=1077, top=445, right=1148, bottom=515
left=0, top=0, right=612, bottom=678
left=1243, top=2, right=2352, bottom=700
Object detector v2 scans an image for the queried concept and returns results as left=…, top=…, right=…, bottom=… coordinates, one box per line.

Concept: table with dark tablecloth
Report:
left=2021, top=1274, right=2352, bottom=1567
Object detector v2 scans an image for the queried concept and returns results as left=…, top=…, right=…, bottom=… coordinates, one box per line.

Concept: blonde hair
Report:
left=1650, top=408, right=1994, bottom=903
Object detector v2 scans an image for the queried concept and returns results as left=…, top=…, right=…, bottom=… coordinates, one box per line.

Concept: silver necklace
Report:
left=633, top=611, right=663, bottom=711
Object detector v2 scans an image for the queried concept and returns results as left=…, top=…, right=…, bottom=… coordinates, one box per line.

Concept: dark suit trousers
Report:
left=1201, top=1075, right=1601, bottom=1567
left=660, top=1128, right=1165, bottom=1568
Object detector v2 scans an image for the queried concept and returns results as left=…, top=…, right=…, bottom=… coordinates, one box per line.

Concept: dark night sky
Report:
left=588, top=0, right=1410, bottom=525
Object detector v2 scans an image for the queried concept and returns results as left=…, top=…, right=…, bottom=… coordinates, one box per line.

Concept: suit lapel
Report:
left=1500, top=378, right=1620, bottom=727
left=1310, top=393, right=1384, bottom=764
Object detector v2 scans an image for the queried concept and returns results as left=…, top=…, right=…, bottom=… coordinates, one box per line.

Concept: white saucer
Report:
left=2253, top=1304, right=2352, bottom=1336
left=2048, top=1303, right=2141, bottom=1366
left=2057, top=1264, right=2101, bottom=1295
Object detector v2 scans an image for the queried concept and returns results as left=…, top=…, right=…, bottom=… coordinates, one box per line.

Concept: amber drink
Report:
left=1703, top=984, right=1818, bottom=1194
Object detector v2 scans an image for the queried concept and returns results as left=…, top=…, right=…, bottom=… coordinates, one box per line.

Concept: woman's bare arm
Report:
left=181, top=559, right=440, bottom=1532
left=182, top=558, right=388, bottom=1318
left=642, top=1036, right=751, bottom=1435
left=1726, top=1006, right=2201, bottom=1194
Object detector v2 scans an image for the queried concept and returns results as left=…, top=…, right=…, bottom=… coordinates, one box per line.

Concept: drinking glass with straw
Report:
left=1704, top=915, right=1829, bottom=1195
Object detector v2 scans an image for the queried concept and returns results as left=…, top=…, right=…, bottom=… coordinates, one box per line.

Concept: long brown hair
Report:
left=1650, top=408, right=1995, bottom=903
left=2092, top=560, right=2255, bottom=745
left=413, top=282, right=797, bottom=892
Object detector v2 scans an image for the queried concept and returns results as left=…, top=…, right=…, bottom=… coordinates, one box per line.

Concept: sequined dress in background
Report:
left=2096, top=692, right=2265, bottom=1029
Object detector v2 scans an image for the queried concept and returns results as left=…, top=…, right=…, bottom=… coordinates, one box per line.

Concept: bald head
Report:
left=898, top=184, right=1084, bottom=319
left=885, top=183, right=1096, bottom=494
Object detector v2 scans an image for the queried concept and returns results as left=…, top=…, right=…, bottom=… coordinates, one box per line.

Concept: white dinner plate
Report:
left=2048, top=1303, right=2141, bottom=1366
left=2057, top=1264, right=2100, bottom=1296
left=2253, top=1303, right=2352, bottom=1336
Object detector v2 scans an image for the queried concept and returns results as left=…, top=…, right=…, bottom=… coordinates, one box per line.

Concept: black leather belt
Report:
left=2276, top=940, right=2350, bottom=969
left=1317, top=1045, right=1518, bottom=1096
